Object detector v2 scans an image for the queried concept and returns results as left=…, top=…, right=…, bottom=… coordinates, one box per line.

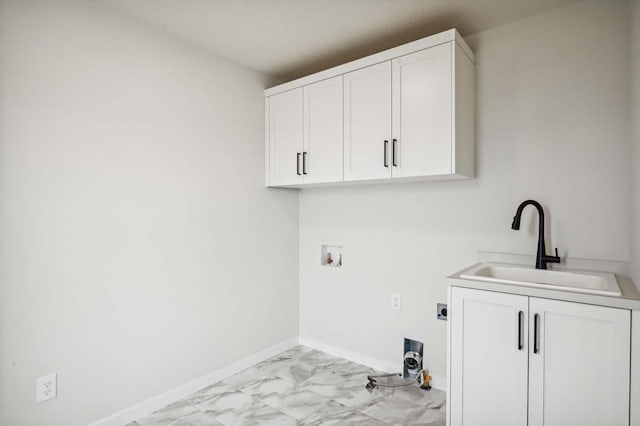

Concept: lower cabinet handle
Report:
left=533, top=313, right=540, bottom=354
left=303, top=152, right=308, bottom=175
left=384, top=140, right=389, bottom=167
left=392, top=138, right=398, bottom=167
left=518, top=311, right=523, bottom=350
left=296, top=153, right=301, bottom=176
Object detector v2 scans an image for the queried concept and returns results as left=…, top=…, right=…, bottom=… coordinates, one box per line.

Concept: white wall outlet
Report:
left=36, top=373, right=57, bottom=403
left=391, top=294, right=401, bottom=311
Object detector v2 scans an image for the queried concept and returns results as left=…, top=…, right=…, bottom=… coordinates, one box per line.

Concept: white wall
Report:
left=631, top=0, right=640, bottom=287
left=631, top=3, right=640, bottom=422
left=0, top=1, right=298, bottom=425
left=299, top=0, right=631, bottom=386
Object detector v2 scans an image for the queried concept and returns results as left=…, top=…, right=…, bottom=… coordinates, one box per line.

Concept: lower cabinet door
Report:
left=528, top=298, right=630, bottom=426
left=450, top=287, right=529, bottom=426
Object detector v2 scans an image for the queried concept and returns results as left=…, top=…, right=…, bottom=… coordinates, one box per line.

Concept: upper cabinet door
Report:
left=267, top=88, right=303, bottom=186
left=344, top=61, right=392, bottom=181
left=450, top=287, right=529, bottom=426
left=391, top=43, right=452, bottom=178
left=528, top=298, right=630, bottom=426
left=303, top=76, right=343, bottom=184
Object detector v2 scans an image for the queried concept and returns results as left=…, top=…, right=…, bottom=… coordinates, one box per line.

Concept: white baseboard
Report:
left=299, top=337, right=446, bottom=391
left=91, top=337, right=299, bottom=426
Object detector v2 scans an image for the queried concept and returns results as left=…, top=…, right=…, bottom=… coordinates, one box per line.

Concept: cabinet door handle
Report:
left=392, top=138, right=398, bottom=167
left=517, top=310, right=524, bottom=350
left=384, top=140, right=389, bottom=167
left=303, top=152, right=308, bottom=175
left=296, top=153, right=301, bottom=176
left=533, top=313, right=540, bottom=354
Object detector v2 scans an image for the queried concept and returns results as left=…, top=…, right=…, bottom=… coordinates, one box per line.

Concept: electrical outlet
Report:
left=391, top=294, right=401, bottom=311
left=36, top=373, right=57, bottom=403
left=437, top=303, right=448, bottom=320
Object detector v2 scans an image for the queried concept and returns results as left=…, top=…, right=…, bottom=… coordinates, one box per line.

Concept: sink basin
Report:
left=459, top=263, right=621, bottom=296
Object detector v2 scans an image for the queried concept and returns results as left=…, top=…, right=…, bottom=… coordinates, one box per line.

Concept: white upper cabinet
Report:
left=266, top=88, right=303, bottom=186
left=303, top=76, right=343, bottom=184
left=264, top=29, right=475, bottom=188
left=391, top=44, right=452, bottom=178
left=344, top=61, right=392, bottom=181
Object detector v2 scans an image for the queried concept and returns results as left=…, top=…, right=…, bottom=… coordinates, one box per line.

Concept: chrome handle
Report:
left=384, top=140, right=389, bottom=167
left=296, top=153, right=301, bottom=176
left=392, top=138, right=398, bottom=167
left=533, top=313, right=540, bottom=354
left=518, top=310, right=523, bottom=350
left=303, top=152, right=308, bottom=175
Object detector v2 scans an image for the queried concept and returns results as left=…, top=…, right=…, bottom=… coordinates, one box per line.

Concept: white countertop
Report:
left=449, top=262, right=640, bottom=310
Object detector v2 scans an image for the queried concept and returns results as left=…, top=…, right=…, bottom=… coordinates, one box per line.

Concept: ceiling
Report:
left=102, top=0, right=583, bottom=82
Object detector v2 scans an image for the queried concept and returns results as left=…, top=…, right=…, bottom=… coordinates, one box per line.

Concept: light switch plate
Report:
left=391, top=294, right=401, bottom=311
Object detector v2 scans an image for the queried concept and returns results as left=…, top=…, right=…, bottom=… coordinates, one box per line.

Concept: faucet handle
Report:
left=555, top=248, right=559, bottom=258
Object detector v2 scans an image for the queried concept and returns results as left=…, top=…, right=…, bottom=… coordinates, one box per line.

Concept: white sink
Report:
left=459, top=263, right=621, bottom=296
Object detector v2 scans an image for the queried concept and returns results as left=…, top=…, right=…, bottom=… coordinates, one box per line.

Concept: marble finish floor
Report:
left=128, top=345, right=445, bottom=425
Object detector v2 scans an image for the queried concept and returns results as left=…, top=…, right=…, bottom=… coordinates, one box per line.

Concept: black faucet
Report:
left=511, top=200, right=561, bottom=270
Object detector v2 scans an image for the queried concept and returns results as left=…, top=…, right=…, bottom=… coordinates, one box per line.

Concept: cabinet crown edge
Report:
left=264, top=28, right=474, bottom=97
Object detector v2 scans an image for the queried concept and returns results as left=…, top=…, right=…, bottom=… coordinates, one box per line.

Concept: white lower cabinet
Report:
left=449, top=287, right=631, bottom=426
left=528, top=297, right=630, bottom=426
left=449, top=288, right=528, bottom=426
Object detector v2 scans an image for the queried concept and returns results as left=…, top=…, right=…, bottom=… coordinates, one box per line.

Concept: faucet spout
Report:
left=511, top=200, right=561, bottom=270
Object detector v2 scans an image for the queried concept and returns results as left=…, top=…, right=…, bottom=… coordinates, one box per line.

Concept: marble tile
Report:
left=365, top=395, right=436, bottom=424
left=137, top=400, right=200, bottom=426
left=305, top=370, right=394, bottom=409
left=204, top=397, right=295, bottom=426
left=171, top=410, right=224, bottom=426
left=183, top=382, right=236, bottom=407
left=191, top=389, right=257, bottom=424
left=132, top=346, right=446, bottom=426
left=412, top=401, right=447, bottom=426
left=222, top=403, right=297, bottom=426
left=256, top=358, right=321, bottom=383
left=300, top=370, right=345, bottom=398
left=297, top=350, right=352, bottom=369
left=301, top=400, right=387, bottom=426
left=239, top=375, right=295, bottom=398
left=250, top=380, right=331, bottom=419
left=333, top=383, right=393, bottom=409
left=274, top=345, right=313, bottom=360
left=257, top=345, right=312, bottom=367
left=222, top=366, right=268, bottom=389
left=327, top=360, right=379, bottom=377
left=393, top=384, right=446, bottom=407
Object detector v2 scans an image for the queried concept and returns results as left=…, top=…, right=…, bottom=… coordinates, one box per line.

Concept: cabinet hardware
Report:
left=384, top=140, right=389, bottom=167
left=296, top=153, right=301, bottom=176
left=518, top=310, right=524, bottom=350
left=392, top=138, right=398, bottom=167
left=303, top=152, right=308, bottom=175
left=533, top=313, right=540, bottom=354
